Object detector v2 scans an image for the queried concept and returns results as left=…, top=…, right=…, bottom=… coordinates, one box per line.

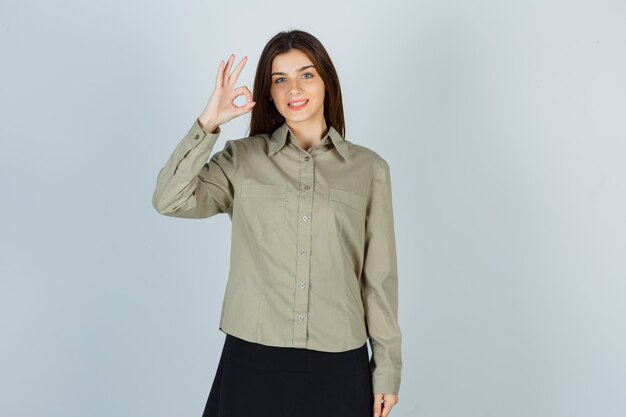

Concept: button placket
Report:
left=293, top=151, right=314, bottom=347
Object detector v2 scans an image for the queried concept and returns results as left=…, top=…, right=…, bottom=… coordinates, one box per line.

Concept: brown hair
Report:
left=248, top=30, right=345, bottom=139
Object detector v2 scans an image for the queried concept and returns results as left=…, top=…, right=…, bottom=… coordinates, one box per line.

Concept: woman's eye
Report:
left=274, top=73, right=314, bottom=83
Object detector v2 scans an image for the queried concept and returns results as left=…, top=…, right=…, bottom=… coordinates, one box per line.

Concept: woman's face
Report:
left=270, top=49, right=326, bottom=125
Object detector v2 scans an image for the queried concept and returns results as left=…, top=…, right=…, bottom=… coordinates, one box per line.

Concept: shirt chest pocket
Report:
left=241, top=183, right=287, bottom=237
left=327, top=188, right=367, bottom=242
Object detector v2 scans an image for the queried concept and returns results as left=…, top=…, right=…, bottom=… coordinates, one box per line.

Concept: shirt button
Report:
left=298, top=315, right=304, bottom=321
left=300, top=283, right=306, bottom=289
left=304, top=185, right=310, bottom=190
left=303, top=215, right=308, bottom=221
left=301, top=249, right=307, bottom=255
left=304, top=156, right=310, bottom=161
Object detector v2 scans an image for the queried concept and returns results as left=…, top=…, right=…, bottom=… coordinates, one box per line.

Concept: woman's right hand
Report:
left=198, top=54, right=256, bottom=133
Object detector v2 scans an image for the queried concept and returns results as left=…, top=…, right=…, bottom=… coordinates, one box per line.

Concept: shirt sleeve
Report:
left=361, top=157, right=403, bottom=395
left=151, top=118, right=237, bottom=219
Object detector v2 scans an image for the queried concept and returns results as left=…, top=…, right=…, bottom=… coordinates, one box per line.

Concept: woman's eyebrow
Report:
left=271, top=65, right=315, bottom=76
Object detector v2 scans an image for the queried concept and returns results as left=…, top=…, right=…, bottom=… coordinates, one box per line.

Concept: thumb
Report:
left=373, top=393, right=384, bottom=417
left=245, top=100, right=256, bottom=112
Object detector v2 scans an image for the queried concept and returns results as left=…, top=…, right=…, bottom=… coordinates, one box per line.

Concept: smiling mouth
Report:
left=287, top=99, right=309, bottom=109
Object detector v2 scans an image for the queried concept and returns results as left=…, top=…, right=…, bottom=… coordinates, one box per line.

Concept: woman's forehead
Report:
left=271, top=50, right=314, bottom=72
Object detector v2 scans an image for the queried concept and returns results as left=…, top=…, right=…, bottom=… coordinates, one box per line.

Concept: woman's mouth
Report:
left=287, top=99, right=309, bottom=111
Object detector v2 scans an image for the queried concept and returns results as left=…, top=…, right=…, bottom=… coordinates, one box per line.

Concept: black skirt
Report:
left=202, top=333, right=373, bottom=417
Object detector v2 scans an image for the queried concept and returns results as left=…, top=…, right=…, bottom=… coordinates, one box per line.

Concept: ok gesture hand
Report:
left=198, top=54, right=256, bottom=133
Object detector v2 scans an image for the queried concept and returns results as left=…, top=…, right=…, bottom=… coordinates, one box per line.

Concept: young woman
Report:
left=152, top=30, right=402, bottom=417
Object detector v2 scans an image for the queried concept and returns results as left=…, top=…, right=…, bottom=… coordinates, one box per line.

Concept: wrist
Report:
left=198, top=117, right=218, bottom=134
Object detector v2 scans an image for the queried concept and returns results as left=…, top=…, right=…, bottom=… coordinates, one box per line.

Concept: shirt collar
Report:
left=268, top=122, right=349, bottom=160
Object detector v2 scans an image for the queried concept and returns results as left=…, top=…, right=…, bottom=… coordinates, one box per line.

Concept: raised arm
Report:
left=151, top=119, right=237, bottom=218
left=151, top=53, right=256, bottom=219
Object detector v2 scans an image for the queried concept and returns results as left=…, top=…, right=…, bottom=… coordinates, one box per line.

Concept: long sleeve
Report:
left=361, top=157, right=403, bottom=395
left=152, top=118, right=237, bottom=219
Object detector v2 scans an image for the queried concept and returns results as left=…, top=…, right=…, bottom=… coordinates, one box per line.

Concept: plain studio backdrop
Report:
left=1, top=0, right=625, bottom=416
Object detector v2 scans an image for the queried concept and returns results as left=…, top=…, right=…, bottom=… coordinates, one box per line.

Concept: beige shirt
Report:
left=152, top=118, right=402, bottom=395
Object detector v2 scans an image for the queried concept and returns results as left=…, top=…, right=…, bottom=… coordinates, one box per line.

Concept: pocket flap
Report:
left=329, top=188, right=367, bottom=213
left=242, top=183, right=286, bottom=199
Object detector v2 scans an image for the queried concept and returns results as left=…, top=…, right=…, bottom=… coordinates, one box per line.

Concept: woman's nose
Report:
left=287, top=79, right=303, bottom=93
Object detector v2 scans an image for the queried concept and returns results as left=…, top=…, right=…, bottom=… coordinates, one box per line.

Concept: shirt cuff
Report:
left=185, top=118, right=221, bottom=145
left=372, top=374, right=401, bottom=396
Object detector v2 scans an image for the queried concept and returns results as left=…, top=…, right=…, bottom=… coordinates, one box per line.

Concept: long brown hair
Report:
left=248, top=30, right=345, bottom=139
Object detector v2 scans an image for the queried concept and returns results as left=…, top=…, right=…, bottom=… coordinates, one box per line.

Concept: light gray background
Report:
left=1, top=0, right=625, bottom=416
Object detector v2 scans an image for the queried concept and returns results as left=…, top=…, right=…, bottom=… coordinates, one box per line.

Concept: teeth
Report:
left=288, top=100, right=308, bottom=106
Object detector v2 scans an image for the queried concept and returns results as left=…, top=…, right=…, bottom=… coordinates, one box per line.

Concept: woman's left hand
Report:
left=373, top=393, right=399, bottom=417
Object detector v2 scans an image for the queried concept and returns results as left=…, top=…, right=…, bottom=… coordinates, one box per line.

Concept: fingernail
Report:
left=374, top=413, right=379, bottom=417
